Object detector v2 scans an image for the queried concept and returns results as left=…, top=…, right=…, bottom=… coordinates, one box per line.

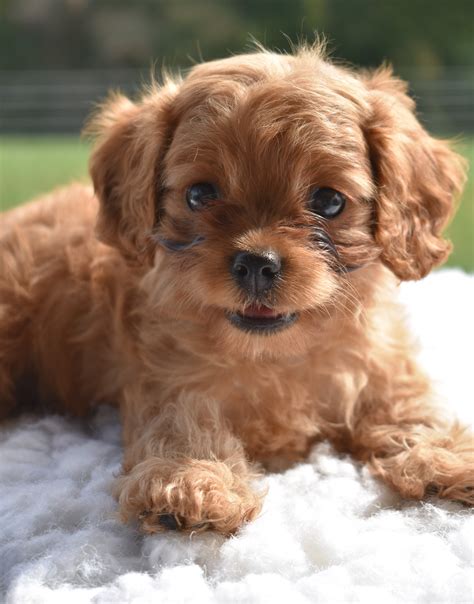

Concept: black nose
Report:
left=231, top=251, right=282, bottom=296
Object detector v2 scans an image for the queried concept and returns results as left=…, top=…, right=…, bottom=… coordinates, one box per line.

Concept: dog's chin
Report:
left=226, top=304, right=298, bottom=335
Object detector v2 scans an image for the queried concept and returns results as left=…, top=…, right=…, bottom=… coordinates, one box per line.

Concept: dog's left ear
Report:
left=362, top=67, right=467, bottom=280
left=85, top=81, right=180, bottom=261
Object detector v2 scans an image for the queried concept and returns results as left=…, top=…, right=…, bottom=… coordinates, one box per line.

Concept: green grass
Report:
left=0, top=136, right=473, bottom=270
left=0, top=137, right=90, bottom=211
left=446, top=141, right=474, bottom=271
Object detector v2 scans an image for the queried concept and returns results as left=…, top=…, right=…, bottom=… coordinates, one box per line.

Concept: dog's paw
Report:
left=436, top=482, right=474, bottom=506
left=115, top=458, right=262, bottom=535
left=369, top=431, right=474, bottom=506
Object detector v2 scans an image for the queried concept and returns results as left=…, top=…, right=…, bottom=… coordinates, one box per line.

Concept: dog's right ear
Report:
left=85, top=81, right=180, bottom=262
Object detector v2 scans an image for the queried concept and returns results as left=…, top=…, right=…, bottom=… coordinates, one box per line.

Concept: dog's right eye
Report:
left=186, top=183, right=219, bottom=211
left=309, top=188, right=346, bottom=219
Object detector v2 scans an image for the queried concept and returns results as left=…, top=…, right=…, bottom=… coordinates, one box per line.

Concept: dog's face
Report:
left=88, top=48, right=465, bottom=358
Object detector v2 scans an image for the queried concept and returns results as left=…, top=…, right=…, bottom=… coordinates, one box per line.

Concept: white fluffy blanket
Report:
left=1, top=270, right=473, bottom=604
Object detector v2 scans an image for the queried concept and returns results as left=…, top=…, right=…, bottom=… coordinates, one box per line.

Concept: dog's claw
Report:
left=139, top=510, right=210, bottom=531
left=158, top=513, right=181, bottom=530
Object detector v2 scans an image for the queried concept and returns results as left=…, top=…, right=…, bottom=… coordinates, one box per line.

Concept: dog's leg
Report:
left=344, top=365, right=473, bottom=505
left=115, top=392, right=262, bottom=534
left=0, top=231, right=33, bottom=419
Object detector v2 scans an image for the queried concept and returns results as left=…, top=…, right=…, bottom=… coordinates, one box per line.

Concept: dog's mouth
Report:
left=226, top=304, right=298, bottom=334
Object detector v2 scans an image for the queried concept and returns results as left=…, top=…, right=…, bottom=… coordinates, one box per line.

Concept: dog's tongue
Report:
left=244, top=304, right=279, bottom=318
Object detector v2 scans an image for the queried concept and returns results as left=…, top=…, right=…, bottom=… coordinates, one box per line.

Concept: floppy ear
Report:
left=85, top=81, right=180, bottom=261
left=362, top=67, right=467, bottom=280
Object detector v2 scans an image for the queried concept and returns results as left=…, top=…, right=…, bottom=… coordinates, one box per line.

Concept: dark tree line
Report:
left=1, top=0, right=473, bottom=74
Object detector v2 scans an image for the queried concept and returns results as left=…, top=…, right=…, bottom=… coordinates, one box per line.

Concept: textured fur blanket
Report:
left=1, top=269, right=473, bottom=604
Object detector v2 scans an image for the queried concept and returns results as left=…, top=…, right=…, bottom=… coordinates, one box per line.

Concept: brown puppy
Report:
left=0, top=45, right=472, bottom=534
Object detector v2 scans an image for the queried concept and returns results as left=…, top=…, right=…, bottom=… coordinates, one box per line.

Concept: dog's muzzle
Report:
left=228, top=250, right=297, bottom=333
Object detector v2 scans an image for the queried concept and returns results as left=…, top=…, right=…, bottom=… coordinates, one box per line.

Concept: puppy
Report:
left=1, top=45, right=472, bottom=534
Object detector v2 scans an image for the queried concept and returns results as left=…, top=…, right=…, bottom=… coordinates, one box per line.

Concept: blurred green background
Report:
left=0, top=0, right=473, bottom=270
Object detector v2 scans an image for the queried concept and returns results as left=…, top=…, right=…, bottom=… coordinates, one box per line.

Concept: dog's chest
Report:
left=204, top=356, right=339, bottom=462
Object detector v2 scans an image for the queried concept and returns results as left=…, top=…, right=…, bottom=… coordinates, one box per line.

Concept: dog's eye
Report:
left=186, top=183, right=219, bottom=211
left=309, top=188, right=346, bottom=219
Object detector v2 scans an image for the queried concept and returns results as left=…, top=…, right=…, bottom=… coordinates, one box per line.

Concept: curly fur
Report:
left=0, top=45, right=471, bottom=534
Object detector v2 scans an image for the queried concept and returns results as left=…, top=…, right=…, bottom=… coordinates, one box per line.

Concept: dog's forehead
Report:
left=165, top=58, right=372, bottom=199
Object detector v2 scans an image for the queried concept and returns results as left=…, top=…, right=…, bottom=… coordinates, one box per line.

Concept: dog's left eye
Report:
left=309, top=188, right=346, bottom=219
left=186, top=183, right=219, bottom=211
